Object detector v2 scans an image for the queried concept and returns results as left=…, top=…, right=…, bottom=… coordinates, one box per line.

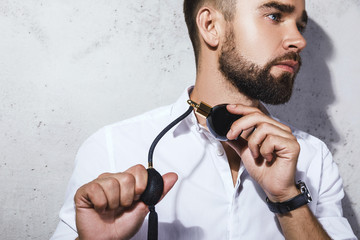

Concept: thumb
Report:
left=159, top=172, right=178, bottom=201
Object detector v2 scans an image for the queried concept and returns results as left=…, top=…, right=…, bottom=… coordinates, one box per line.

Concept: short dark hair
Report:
left=183, top=0, right=237, bottom=64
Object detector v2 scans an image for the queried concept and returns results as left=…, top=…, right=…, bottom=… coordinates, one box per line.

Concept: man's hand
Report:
left=74, top=164, right=178, bottom=240
left=225, top=104, right=300, bottom=202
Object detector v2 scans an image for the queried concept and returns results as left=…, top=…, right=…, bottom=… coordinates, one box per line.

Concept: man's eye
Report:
left=297, top=24, right=306, bottom=33
left=267, top=13, right=281, bottom=22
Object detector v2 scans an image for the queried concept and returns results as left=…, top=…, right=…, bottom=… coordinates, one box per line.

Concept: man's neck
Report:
left=189, top=73, right=266, bottom=187
left=190, top=73, right=261, bottom=127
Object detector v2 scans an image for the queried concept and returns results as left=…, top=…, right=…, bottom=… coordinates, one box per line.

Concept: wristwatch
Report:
left=266, top=181, right=312, bottom=214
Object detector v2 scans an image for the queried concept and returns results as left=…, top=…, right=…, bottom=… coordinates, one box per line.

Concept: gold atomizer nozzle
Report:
left=187, top=100, right=212, bottom=118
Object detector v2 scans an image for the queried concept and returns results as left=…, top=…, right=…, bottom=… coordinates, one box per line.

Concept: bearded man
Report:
left=51, top=0, right=356, bottom=239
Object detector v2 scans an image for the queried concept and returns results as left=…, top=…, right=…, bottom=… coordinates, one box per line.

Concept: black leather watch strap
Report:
left=266, top=181, right=312, bottom=214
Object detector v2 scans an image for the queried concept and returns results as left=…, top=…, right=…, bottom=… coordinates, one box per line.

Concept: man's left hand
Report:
left=225, top=104, right=300, bottom=202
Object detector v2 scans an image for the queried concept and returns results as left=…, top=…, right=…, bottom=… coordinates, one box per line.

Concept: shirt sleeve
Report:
left=315, top=145, right=357, bottom=240
left=51, top=127, right=114, bottom=239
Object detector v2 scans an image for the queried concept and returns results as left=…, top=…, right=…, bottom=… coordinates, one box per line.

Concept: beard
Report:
left=219, top=27, right=302, bottom=105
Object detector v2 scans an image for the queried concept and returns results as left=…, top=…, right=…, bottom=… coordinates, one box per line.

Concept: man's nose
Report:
left=282, top=24, right=307, bottom=53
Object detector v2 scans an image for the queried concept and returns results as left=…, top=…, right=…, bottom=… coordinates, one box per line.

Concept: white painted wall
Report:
left=0, top=0, right=359, bottom=239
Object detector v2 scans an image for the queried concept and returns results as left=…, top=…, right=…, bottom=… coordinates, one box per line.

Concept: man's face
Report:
left=219, top=0, right=308, bottom=104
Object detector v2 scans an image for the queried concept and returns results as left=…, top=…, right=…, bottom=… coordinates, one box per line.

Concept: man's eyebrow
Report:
left=258, top=1, right=295, bottom=13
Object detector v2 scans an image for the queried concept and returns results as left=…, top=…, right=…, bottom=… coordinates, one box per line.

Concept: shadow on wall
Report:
left=267, top=18, right=359, bottom=237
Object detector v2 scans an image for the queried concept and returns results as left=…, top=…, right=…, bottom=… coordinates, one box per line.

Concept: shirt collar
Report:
left=169, top=86, right=204, bottom=137
left=170, top=86, right=194, bottom=117
left=169, top=85, right=274, bottom=139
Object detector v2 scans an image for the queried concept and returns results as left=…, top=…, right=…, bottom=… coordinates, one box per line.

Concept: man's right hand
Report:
left=74, top=164, right=178, bottom=240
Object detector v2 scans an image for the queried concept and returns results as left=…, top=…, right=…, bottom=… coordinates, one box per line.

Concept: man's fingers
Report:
left=246, top=123, right=296, bottom=159
left=96, top=172, right=137, bottom=209
left=125, top=164, right=148, bottom=197
left=259, top=135, right=300, bottom=163
left=125, top=165, right=178, bottom=203
left=96, top=177, right=121, bottom=210
left=75, top=166, right=177, bottom=214
left=118, top=173, right=137, bottom=207
left=75, top=166, right=146, bottom=212
left=226, top=104, right=292, bottom=140
left=75, top=182, right=108, bottom=212
left=227, top=104, right=262, bottom=115
left=227, top=114, right=291, bottom=139
left=159, top=172, right=178, bottom=202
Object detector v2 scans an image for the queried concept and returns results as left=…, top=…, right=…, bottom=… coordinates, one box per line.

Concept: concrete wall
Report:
left=0, top=0, right=359, bottom=239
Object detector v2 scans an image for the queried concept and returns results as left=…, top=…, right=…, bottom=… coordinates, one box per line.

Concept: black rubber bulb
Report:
left=141, top=168, right=164, bottom=206
left=207, top=104, right=243, bottom=141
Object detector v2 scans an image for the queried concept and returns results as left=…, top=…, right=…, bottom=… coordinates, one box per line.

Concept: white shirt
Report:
left=52, top=87, right=356, bottom=240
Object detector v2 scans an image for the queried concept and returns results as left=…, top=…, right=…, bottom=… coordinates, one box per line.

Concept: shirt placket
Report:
left=228, top=164, right=245, bottom=239
left=205, top=134, right=246, bottom=240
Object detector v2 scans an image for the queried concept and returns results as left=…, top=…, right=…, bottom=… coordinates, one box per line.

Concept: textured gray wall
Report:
left=0, top=0, right=359, bottom=239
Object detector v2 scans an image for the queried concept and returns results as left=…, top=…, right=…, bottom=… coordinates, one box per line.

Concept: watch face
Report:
left=298, top=181, right=312, bottom=202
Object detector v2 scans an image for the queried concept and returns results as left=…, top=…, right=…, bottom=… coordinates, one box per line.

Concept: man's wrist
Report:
left=266, top=181, right=312, bottom=214
left=266, top=186, right=300, bottom=203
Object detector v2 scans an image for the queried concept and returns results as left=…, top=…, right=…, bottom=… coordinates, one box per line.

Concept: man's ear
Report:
left=196, top=7, right=222, bottom=48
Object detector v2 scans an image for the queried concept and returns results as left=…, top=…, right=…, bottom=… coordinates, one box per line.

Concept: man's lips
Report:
left=273, top=60, right=299, bottom=73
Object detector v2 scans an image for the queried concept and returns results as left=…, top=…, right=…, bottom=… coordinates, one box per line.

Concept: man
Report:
left=52, top=0, right=357, bottom=239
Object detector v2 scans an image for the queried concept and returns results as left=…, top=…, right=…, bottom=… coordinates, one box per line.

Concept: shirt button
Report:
left=216, top=148, right=224, bottom=156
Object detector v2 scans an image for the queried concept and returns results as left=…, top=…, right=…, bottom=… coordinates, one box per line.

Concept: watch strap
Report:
left=266, top=181, right=312, bottom=214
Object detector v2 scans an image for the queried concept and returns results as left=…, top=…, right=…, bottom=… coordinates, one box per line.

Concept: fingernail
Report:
left=228, top=104, right=236, bottom=108
left=227, top=129, right=233, bottom=139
